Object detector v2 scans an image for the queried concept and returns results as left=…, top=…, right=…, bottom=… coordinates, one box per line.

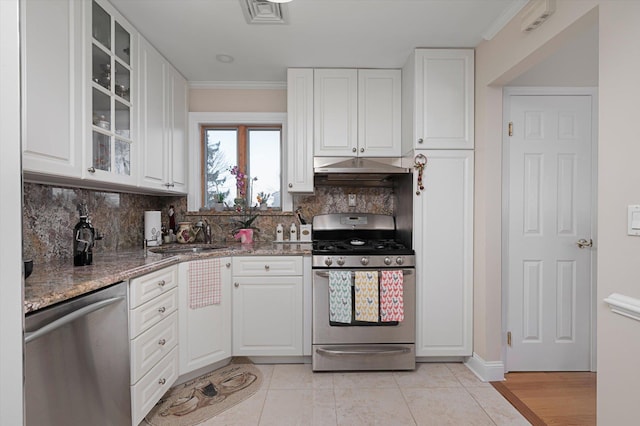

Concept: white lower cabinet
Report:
left=128, top=264, right=179, bottom=426
left=178, top=258, right=232, bottom=376
left=232, top=256, right=303, bottom=356
left=414, top=150, right=473, bottom=357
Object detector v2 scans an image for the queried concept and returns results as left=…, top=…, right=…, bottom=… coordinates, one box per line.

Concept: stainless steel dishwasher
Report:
left=24, top=281, right=131, bottom=426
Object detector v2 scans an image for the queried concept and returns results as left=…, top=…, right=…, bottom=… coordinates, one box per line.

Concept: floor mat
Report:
left=144, top=359, right=262, bottom=426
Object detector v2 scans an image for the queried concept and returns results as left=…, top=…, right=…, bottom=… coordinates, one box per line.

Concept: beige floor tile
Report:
left=394, top=363, right=463, bottom=389
left=466, top=386, right=531, bottom=426
left=334, top=388, right=416, bottom=426
left=254, top=364, right=275, bottom=390
left=403, top=388, right=494, bottom=426
left=259, top=389, right=337, bottom=426
left=200, top=389, right=267, bottom=426
left=446, top=363, right=491, bottom=388
left=269, top=364, right=334, bottom=389
left=333, top=371, right=398, bottom=389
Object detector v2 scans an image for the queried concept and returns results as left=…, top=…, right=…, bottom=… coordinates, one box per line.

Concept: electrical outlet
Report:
left=348, top=193, right=356, bottom=207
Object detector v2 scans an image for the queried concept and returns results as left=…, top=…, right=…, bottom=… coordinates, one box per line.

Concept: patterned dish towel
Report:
left=380, top=270, right=404, bottom=322
left=188, top=258, right=221, bottom=309
left=329, top=271, right=352, bottom=323
left=355, top=271, right=379, bottom=322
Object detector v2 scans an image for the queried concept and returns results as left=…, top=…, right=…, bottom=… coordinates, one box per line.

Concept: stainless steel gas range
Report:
left=311, top=213, right=416, bottom=371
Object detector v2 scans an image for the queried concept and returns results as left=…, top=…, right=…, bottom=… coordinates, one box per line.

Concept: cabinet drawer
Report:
left=130, top=311, right=178, bottom=384
left=131, top=346, right=178, bottom=426
left=232, top=256, right=302, bottom=276
left=129, top=265, right=178, bottom=309
left=130, top=288, right=178, bottom=338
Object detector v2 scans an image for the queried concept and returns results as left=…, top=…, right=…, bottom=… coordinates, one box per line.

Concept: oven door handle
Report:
left=314, top=270, right=413, bottom=278
left=315, top=346, right=411, bottom=357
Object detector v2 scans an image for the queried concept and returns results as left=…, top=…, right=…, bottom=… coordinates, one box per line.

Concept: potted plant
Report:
left=256, top=192, right=271, bottom=210
left=230, top=166, right=260, bottom=243
left=212, top=192, right=225, bottom=212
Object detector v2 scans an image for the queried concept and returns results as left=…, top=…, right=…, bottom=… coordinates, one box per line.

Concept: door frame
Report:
left=501, top=87, right=599, bottom=372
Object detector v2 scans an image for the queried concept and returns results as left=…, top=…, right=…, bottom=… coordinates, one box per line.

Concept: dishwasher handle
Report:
left=25, top=296, right=125, bottom=344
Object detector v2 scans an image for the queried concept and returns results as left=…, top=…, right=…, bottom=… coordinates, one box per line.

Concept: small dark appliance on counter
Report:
left=73, top=202, right=98, bottom=267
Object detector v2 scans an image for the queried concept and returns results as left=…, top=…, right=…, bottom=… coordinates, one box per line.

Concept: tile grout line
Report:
left=393, top=371, right=420, bottom=426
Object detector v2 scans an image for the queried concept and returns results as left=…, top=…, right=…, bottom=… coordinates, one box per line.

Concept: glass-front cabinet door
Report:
left=88, top=0, right=135, bottom=183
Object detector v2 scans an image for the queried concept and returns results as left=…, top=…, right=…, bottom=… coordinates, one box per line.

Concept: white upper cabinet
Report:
left=85, top=0, right=138, bottom=186
left=357, top=69, right=402, bottom=156
left=21, top=0, right=84, bottom=180
left=314, top=69, right=401, bottom=157
left=138, top=36, right=188, bottom=194
left=403, top=49, right=474, bottom=151
left=286, top=69, right=314, bottom=193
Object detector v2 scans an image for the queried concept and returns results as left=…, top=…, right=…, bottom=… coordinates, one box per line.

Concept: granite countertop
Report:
left=24, top=241, right=312, bottom=314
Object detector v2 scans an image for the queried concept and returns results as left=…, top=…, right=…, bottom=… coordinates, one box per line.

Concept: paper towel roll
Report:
left=144, top=211, right=162, bottom=246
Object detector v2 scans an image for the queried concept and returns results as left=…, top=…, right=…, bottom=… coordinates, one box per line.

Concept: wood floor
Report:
left=491, top=372, right=596, bottom=425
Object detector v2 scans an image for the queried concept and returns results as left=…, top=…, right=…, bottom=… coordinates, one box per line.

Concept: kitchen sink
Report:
left=150, top=245, right=228, bottom=254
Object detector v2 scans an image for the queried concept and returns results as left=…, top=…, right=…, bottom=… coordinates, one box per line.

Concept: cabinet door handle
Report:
left=87, top=166, right=96, bottom=173
left=288, top=183, right=293, bottom=188
left=417, top=138, right=424, bottom=144
left=264, top=265, right=270, bottom=271
left=158, top=306, right=166, bottom=313
left=360, top=147, right=364, bottom=153
left=352, top=147, right=357, bottom=153
left=225, top=262, right=231, bottom=268
left=234, top=282, right=239, bottom=288
left=158, top=338, right=166, bottom=346
left=157, top=280, right=166, bottom=287
left=158, top=378, right=166, bottom=385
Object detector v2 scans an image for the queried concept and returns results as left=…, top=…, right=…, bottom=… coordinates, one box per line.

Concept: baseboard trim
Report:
left=465, top=353, right=505, bottom=382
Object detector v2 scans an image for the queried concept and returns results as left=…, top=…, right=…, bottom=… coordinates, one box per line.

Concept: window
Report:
left=202, top=125, right=282, bottom=210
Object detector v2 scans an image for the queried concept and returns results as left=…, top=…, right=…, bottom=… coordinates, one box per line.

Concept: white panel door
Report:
left=507, top=94, right=594, bottom=371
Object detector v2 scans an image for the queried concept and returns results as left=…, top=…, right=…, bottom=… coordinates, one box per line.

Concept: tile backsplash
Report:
left=23, top=183, right=395, bottom=261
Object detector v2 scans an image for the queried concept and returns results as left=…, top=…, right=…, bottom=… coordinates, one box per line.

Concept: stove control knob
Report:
left=336, top=257, right=345, bottom=266
left=396, top=257, right=405, bottom=266
left=384, top=257, right=392, bottom=265
left=324, top=257, right=333, bottom=266
left=360, top=257, right=369, bottom=266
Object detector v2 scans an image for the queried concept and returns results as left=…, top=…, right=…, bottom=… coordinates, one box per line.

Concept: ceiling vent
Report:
left=521, top=0, right=556, bottom=33
left=241, top=0, right=289, bottom=25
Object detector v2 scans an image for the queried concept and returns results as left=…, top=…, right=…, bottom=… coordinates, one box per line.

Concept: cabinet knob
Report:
left=352, top=147, right=357, bottom=153
left=288, top=183, right=293, bottom=188
left=360, top=147, right=364, bottom=153
left=157, top=280, right=166, bottom=287
left=158, top=306, right=166, bottom=313
left=264, top=265, right=270, bottom=271
left=418, top=138, right=424, bottom=144
left=158, top=338, right=166, bottom=346
left=158, top=378, right=166, bottom=385
left=234, top=282, right=239, bottom=288
left=87, top=166, right=96, bottom=173
left=226, top=262, right=231, bottom=268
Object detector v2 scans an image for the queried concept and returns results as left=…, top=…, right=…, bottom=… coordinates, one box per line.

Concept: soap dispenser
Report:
left=290, top=223, right=298, bottom=241
left=73, top=202, right=95, bottom=267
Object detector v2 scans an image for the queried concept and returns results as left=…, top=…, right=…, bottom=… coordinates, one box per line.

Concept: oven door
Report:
left=312, top=268, right=415, bottom=371
left=312, top=268, right=415, bottom=344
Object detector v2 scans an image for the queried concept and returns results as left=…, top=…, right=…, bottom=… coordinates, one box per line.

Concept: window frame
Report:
left=200, top=124, right=282, bottom=209
left=187, top=112, right=290, bottom=212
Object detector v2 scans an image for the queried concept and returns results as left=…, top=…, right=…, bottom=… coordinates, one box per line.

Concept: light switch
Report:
left=628, top=205, right=640, bottom=236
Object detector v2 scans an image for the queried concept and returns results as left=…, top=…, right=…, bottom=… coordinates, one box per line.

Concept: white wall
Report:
left=596, top=3, right=640, bottom=423
left=0, top=0, right=25, bottom=423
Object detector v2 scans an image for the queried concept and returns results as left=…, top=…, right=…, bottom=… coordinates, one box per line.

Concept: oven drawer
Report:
left=233, top=256, right=303, bottom=276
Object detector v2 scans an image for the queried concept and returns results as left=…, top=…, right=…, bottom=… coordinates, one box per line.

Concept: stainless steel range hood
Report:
left=313, top=157, right=412, bottom=187
left=314, top=157, right=411, bottom=174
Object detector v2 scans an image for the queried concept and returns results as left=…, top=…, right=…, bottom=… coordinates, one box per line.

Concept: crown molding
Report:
left=188, top=80, right=287, bottom=90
